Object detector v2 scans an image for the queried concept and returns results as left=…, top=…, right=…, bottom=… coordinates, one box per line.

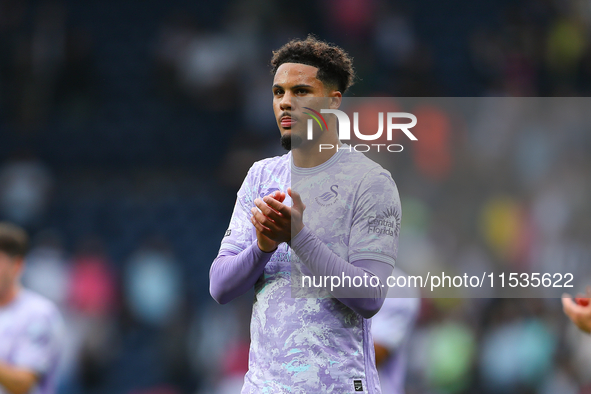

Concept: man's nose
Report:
left=280, top=91, right=292, bottom=110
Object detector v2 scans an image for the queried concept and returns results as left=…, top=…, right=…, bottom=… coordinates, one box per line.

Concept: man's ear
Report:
left=329, top=91, right=342, bottom=109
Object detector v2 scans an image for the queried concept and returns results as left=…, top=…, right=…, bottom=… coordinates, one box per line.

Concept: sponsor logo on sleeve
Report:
left=368, top=206, right=400, bottom=237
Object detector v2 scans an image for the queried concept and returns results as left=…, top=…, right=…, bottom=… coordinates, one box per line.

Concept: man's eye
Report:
left=296, top=89, right=308, bottom=95
left=274, top=90, right=283, bottom=96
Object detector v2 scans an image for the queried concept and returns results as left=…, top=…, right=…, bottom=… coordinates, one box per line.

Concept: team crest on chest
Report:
left=315, top=184, right=339, bottom=206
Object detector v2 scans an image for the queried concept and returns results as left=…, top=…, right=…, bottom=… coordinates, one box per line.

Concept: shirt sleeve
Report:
left=210, top=242, right=274, bottom=304
left=219, top=166, right=256, bottom=254
left=211, top=163, right=277, bottom=304
left=11, top=309, right=63, bottom=377
left=348, top=168, right=401, bottom=268
left=290, top=226, right=394, bottom=318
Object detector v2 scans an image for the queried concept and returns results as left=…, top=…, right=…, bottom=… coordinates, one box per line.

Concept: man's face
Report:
left=0, top=252, right=21, bottom=298
left=272, top=63, right=330, bottom=150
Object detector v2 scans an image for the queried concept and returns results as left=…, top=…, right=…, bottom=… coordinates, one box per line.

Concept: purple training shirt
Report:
left=211, top=147, right=401, bottom=393
left=0, top=289, right=64, bottom=394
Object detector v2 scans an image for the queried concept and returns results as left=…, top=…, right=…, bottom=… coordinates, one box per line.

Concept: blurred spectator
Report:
left=124, top=237, right=182, bottom=327
left=189, top=297, right=251, bottom=394
left=546, top=17, right=586, bottom=87
left=0, top=153, right=53, bottom=229
left=408, top=315, right=476, bottom=393
left=16, top=0, right=67, bottom=131
left=154, top=11, right=245, bottom=110
left=322, top=0, right=377, bottom=41
left=64, top=237, right=119, bottom=392
left=68, top=237, right=116, bottom=317
left=22, top=229, right=70, bottom=308
left=1, top=0, right=96, bottom=132
left=96, top=236, right=194, bottom=391
left=411, top=104, right=453, bottom=181
left=373, top=7, right=415, bottom=69
left=479, top=316, right=556, bottom=393
left=479, top=195, right=526, bottom=264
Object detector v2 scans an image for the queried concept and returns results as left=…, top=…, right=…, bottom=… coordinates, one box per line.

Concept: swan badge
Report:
left=315, top=185, right=339, bottom=206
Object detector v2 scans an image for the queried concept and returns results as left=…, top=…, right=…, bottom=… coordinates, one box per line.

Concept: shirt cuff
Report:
left=289, top=225, right=312, bottom=252
left=250, top=240, right=278, bottom=257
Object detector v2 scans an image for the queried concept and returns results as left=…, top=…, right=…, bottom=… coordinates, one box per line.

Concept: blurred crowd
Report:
left=368, top=98, right=591, bottom=394
left=1, top=0, right=591, bottom=393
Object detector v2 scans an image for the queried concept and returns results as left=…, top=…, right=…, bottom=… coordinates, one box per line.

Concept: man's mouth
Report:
left=280, top=117, right=296, bottom=128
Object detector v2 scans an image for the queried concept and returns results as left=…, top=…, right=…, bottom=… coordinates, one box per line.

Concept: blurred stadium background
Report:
left=1, top=0, right=591, bottom=393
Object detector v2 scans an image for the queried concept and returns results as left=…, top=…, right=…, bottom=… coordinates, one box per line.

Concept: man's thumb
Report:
left=288, top=188, right=305, bottom=211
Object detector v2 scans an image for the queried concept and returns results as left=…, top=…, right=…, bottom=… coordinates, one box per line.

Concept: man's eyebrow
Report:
left=272, top=84, right=314, bottom=89
left=291, top=84, right=313, bottom=89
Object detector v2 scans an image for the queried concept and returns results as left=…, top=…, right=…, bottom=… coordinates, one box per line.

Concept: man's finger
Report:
left=251, top=208, right=280, bottom=232
left=263, top=196, right=291, bottom=216
left=251, top=216, right=274, bottom=236
left=254, top=198, right=284, bottom=221
left=269, top=191, right=286, bottom=203
left=250, top=216, right=266, bottom=232
left=562, top=295, right=583, bottom=320
left=288, top=188, right=306, bottom=213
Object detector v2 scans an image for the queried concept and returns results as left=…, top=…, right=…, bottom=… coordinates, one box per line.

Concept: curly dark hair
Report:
left=270, top=35, right=355, bottom=94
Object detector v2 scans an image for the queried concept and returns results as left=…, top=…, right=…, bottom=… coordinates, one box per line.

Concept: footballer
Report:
left=0, top=223, right=64, bottom=394
left=210, top=36, right=401, bottom=393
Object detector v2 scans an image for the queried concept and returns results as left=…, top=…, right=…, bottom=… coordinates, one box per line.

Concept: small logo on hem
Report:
left=354, top=380, right=363, bottom=391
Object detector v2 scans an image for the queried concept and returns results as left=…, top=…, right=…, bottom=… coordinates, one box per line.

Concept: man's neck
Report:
left=291, top=132, right=342, bottom=168
left=0, top=285, right=20, bottom=308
